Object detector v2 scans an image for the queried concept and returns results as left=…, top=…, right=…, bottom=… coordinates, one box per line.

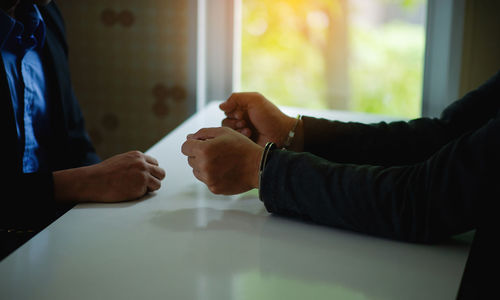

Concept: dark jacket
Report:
left=1, top=2, right=99, bottom=257
left=261, top=70, right=500, bottom=244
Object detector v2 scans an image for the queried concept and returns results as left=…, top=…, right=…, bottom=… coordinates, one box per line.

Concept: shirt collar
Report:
left=0, top=4, right=46, bottom=51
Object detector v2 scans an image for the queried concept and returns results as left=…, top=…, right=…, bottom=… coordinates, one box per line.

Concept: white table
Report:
left=0, top=102, right=472, bottom=300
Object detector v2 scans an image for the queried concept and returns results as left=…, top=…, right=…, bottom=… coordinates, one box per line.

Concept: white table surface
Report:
left=0, top=101, right=472, bottom=300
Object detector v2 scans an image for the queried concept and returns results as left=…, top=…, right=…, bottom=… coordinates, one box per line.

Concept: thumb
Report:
left=219, top=93, right=242, bottom=113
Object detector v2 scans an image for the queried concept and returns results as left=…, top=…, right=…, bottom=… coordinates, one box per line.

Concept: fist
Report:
left=181, top=127, right=263, bottom=195
left=54, top=151, right=166, bottom=203
left=86, top=151, right=166, bottom=202
left=220, top=92, right=297, bottom=148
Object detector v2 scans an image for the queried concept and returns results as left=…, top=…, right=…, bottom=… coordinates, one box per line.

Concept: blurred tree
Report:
left=241, top=0, right=426, bottom=118
left=242, top=0, right=349, bottom=109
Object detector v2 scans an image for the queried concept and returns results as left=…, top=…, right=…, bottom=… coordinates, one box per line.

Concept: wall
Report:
left=57, top=0, right=194, bottom=159
left=459, top=0, right=500, bottom=96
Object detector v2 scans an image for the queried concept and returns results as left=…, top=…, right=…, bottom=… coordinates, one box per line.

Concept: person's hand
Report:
left=181, top=127, right=263, bottom=195
left=220, top=92, right=304, bottom=151
left=53, top=151, right=166, bottom=203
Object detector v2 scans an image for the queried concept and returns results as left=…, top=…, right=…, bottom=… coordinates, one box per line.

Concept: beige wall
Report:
left=57, top=0, right=192, bottom=159
left=460, top=0, right=500, bottom=96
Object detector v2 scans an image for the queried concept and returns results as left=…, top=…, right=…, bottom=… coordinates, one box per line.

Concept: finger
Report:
left=190, top=127, right=226, bottom=140
left=144, top=154, right=159, bottom=166
left=222, top=118, right=246, bottom=129
left=187, top=156, right=196, bottom=168
left=224, top=111, right=236, bottom=119
left=192, top=169, right=207, bottom=184
left=181, top=139, right=204, bottom=156
left=219, top=93, right=239, bottom=113
left=237, top=127, right=252, bottom=138
left=233, top=110, right=245, bottom=120
left=149, top=165, right=166, bottom=180
left=147, top=175, right=162, bottom=192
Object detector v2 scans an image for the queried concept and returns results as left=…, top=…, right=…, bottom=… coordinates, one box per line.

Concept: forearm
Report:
left=2, top=170, right=88, bottom=206
left=302, top=116, right=453, bottom=166
left=301, top=70, right=500, bottom=166
left=53, top=167, right=92, bottom=203
left=260, top=117, right=499, bottom=243
left=1, top=172, right=73, bottom=229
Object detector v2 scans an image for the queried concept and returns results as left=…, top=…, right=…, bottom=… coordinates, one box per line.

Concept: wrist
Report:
left=257, top=142, right=276, bottom=191
left=53, top=166, right=92, bottom=203
left=282, top=114, right=302, bottom=150
left=278, top=115, right=297, bottom=148
left=251, top=145, right=265, bottom=189
left=287, top=118, right=304, bottom=152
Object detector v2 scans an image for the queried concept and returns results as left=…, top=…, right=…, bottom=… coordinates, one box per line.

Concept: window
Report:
left=196, top=0, right=464, bottom=119
left=240, top=0, right=427, bottom=118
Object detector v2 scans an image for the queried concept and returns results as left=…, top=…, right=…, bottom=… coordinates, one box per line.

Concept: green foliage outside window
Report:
left=241, top=0, right=426, bottom=118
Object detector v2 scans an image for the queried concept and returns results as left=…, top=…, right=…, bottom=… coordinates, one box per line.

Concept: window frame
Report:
left=195, top=0, right=466, bottom=117
left=422, top=0, right=466, bottom=117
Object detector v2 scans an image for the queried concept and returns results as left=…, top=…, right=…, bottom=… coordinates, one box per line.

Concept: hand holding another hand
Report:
left=181, top=127, right=263, bottom=195
left=220, top=92, right=303, bottom=151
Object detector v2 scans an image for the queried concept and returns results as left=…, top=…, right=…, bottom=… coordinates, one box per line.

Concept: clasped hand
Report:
left=182, top=92, right=301, bottom=195
left=181, top=127, right=262, bottom=195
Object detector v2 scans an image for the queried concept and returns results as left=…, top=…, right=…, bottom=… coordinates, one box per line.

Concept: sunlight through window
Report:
left=240, top=0, right=426, bottom=118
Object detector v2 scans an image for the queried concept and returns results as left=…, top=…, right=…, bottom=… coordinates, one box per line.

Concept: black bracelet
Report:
left=258, top=142, right=276, bottom=201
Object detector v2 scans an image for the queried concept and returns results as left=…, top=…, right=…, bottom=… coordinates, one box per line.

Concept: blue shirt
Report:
left=0, top=4, right=50, bottom=173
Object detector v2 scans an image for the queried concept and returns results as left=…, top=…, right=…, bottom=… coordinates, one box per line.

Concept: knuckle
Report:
left=202, top=171, right=213, bottom=185
left=193, top=170, right=205, bottom=183
left=132, top=161, right=148, bottom=172
left=149, top=156, right=159, bottom=165
left=199, top=161, right=212, bottom=175
left=152, top=180, right=161, bottom=190
left=199, top=145, right=211, bottom=157
left=128, top=150, right=143, bottom=158
left=195, top=128, right=206, bottom=136
left=137, top=172, right=149, bottom=185
left=205, top=177, right=215, bottom=187
left=197, top=162, right=208, bottom=174
left=208, top=185, right=219, bottom=194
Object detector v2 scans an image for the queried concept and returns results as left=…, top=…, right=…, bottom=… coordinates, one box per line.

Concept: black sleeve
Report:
left=303, top=70, right=500, bottom=166
left=0, top=171, right=74, bottom=260
left=260, top=114, right=500, bottom=243
left=1, top=172, right=73, bottom=230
